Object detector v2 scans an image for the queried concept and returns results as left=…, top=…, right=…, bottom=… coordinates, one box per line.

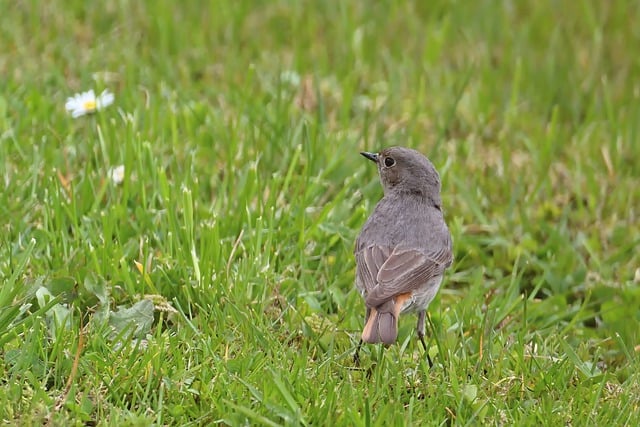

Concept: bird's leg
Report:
left=354, top=339, right=363, bottom=366
left=417, top=310, right=433, bottom=368
left=354, top=307, right=371, bottom=365
left=416, top=310, right=427, bottom=350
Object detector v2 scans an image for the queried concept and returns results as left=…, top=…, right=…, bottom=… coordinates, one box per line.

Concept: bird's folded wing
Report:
left=355, top=244, right=391, bottom=293
left=363, top=245, right=452, bottom=308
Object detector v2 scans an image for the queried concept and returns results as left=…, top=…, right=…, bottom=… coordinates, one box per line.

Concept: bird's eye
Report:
left=384, top=157, right=395, bottom=167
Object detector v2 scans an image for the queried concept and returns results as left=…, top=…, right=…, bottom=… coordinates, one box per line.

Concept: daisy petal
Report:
left=109, top=165, right=125, bottom=185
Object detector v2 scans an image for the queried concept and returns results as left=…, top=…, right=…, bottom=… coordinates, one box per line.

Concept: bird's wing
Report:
left=355, top=244, right=392, bottom=293
left=363, top=245, right=452, bottom=308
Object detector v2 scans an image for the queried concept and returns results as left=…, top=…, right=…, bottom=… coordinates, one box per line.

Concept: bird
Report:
left=353, top=146, right=453, bottom=364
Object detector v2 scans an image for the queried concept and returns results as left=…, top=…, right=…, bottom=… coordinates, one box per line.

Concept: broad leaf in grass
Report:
left=109, top=299, right=154, bottom=338
left=35, top=286, right=71, bottom=338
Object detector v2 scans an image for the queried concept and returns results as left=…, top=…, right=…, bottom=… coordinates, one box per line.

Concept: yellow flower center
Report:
left=82, top=100, right=97, bottom=111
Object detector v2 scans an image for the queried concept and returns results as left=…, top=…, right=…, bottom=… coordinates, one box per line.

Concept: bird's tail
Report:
left=361, top=309, right=397, bottom=345
left=361, top=293, right=411, bottom=345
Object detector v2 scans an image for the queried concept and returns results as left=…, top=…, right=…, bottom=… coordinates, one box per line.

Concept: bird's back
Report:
left=356, top=192, right=451, bottom=255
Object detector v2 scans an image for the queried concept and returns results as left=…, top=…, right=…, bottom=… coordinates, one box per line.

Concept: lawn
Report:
left=1, top=0, right=639, bottom=425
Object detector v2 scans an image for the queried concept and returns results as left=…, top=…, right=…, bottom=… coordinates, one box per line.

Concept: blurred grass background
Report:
left=1, top=0, right=639, bottom=425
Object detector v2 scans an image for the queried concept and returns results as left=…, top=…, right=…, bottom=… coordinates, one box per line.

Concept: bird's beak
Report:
left=360, top=152, right=378, bottom=163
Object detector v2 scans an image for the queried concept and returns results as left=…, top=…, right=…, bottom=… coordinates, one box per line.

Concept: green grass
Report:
left=1, top=0, right=639, bottom=425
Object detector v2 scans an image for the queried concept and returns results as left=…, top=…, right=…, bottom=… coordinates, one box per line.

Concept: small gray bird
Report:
left=354, top=147, right=453, bottom=363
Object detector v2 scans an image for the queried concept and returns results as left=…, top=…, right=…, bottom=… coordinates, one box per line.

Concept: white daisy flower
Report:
left=108, top=165, right=125, bottom=185
left=65, top=89, right=114, bottom=118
